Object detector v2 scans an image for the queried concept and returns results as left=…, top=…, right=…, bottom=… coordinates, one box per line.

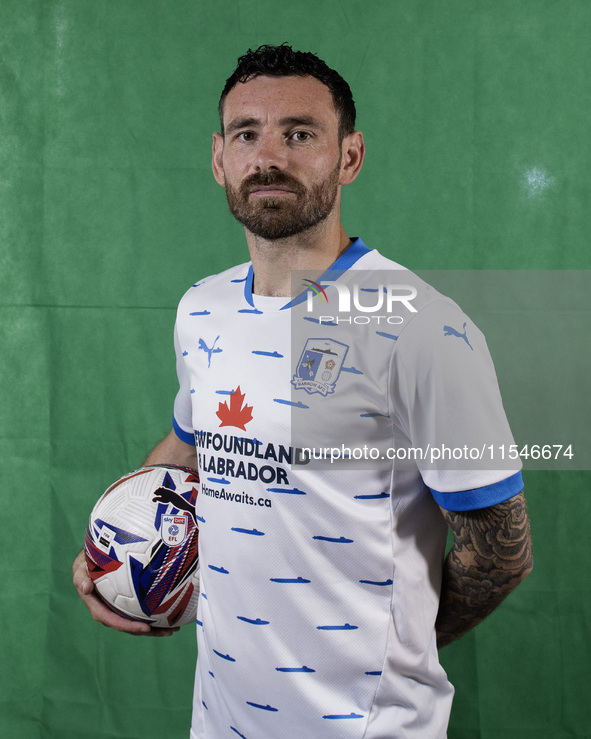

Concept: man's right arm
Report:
left=72, top=429, right=198, bottom=636
left=143, top=427, right=198, bottom=468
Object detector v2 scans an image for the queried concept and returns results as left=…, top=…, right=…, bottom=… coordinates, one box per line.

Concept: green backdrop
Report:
left=1, top=1, right=589, bottom=737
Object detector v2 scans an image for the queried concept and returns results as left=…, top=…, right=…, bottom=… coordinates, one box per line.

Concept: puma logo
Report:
left=198, top=335, right=223, bottom=367
left=443, top=322, right=473, bottom=350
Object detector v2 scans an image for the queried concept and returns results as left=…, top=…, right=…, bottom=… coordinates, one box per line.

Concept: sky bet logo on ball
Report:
left=160, top=514, right=188, bottom=547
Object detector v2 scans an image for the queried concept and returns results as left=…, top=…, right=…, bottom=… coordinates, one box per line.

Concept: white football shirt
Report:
left=173, top=239, right=522, bottom=739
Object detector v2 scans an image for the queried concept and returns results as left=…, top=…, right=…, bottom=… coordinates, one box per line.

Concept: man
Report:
left=74, top=44, right=533, bottom=738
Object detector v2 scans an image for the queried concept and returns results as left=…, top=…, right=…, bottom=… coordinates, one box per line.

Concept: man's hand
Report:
left=436, top=490, right=533, bottom=648
left=72, top=551, right=179, bottom=637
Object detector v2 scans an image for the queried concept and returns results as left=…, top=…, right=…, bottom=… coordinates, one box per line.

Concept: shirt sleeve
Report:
left=172, top=320, right=196, bottom=446
left=390, top=299, right=522, bottom=510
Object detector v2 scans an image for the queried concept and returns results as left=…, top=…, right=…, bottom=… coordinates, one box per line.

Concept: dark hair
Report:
left=219, top=44, right=356, bottom=141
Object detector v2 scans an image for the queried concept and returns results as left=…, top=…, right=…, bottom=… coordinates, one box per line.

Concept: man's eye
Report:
left=291, top=131, right=311, bottom=142
left=238, top=132, right=255, bottom=141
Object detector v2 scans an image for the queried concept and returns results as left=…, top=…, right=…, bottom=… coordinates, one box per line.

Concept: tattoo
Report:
left=436, top=491, right=533, bottom=648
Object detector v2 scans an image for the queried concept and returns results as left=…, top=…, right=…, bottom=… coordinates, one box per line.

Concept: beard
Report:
left=224, top=162, right=341, bottom=240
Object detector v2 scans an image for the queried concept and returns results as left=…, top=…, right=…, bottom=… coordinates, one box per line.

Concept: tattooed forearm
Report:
left=436, top=490, right=533, bottom=649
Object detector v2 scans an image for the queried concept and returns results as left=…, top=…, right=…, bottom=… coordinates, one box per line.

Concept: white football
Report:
left=84, top=465, right=200, bottom=628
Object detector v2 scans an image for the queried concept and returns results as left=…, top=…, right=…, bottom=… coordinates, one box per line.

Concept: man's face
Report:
left=213, top=75, right=345, bottom=240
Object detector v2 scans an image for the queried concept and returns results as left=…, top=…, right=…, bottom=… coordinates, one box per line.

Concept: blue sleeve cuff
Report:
left=173, top=415, right=196, bottom=446
left=430, top=471, right=524, bottom=511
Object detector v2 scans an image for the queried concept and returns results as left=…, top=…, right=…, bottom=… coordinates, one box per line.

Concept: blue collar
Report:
left=243, top=237, right=371, bottom=309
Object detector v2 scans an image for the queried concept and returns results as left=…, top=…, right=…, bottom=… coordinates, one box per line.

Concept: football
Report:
left=84, top=464, right=200, bottom=628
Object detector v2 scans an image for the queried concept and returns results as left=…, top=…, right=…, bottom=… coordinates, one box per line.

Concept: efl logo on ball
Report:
left=161, top=515, right=188, bottom=546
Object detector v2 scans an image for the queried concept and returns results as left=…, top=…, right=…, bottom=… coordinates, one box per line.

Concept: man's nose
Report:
left=253, top=133, right=288, bottom=172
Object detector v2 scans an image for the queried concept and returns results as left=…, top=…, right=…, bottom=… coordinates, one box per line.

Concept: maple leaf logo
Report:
left=216, top=386, right=253, bottom=430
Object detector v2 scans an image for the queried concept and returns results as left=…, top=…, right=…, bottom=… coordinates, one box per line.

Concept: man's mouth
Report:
left=249, top=186, right=295, bottom=196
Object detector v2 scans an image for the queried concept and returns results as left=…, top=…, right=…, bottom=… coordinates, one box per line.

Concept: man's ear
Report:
left=339, top=130, right=365, bottom=186
left=212, top=132, right=225, bottom=186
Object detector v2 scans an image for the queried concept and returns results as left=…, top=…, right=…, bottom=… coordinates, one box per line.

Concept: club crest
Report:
left=160, top=514, right=189, bottom=547
left=291, top=338, right=348, bottom=396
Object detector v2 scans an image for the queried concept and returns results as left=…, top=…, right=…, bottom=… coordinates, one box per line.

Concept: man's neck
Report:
left=246, top=218, right=352, bottom=298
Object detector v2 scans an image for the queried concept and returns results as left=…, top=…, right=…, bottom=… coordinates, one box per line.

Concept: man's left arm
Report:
left=436, top=490, right=533, bottom=649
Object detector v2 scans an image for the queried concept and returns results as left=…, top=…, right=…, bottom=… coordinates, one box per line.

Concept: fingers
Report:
left=72, top=550, right=93, bottom=596
left=72, top=550, right=179, bottom=637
